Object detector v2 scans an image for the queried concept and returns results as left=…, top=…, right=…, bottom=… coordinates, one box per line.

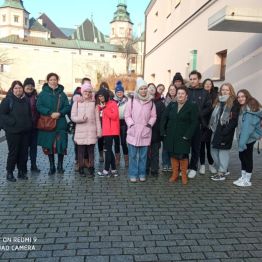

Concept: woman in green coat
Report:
left=37, top=73, right=71, bottom=175
left=160, top=86, right=198, bottom=184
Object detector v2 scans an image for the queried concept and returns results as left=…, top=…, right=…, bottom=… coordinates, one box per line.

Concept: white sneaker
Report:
left=199, top=165, right=205, bottom=175
left=235, top=180, right=252, bottom=187
left=209, top=164, right=217, bottom=174
left=233, top=171, right=246, bottom=186
left=224, top=171, right=230, bottom=176
left=188, top=169, right=197, bottom=179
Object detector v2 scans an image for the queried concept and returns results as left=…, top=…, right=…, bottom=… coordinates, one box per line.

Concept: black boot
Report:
left=88, top=167, right=95, bottom=177
left=48, top=154, right=56, bottom=175
left=31, top=163, right=40, bottom=173
left=57, top=154, right=65, bottom=174
left=6, top=172, right=16, bottom=182
left=79, top=167, right=86, bottom=176
left=18, top=170, right=28, bottom=180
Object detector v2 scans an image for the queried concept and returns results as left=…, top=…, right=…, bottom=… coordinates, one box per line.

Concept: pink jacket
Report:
left=125, top=97, right=157, bottom=146
left=71, top=100, right=101, bottom=145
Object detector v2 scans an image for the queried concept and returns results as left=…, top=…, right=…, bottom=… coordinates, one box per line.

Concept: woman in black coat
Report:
left=0, top=81, right=32, bottom=182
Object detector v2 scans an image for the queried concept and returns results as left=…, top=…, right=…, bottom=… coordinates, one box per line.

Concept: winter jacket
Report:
left=25, top=90, right=39, bottom=128
left=211, top=100, right=240, bottom=150
left=101, top=100, right=120, bottom=136
left=125, top=97, right=157, bottom=147
left=151, top=97, right=166, bottom=143
left=71, top=99, right=102, bottom=145
left=36, top=84, right=71, bottom=153
left=187, top=86, right=212, bottom=127
left=238, top=110, right=262, bottom=152
left=160, top=101, right=198, bottom=156
left=0, top=92, right=32, bottom=134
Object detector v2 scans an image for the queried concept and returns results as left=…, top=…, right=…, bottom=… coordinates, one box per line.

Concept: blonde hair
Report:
left=215, top=83, right=236, bottom=108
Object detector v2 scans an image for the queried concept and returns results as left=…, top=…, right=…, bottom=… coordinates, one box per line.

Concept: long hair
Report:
left=10, top=80, right=23, bottom=91
left=238, top=89, right=262, bottom=112
left=215, top=83, right=236, bottom=109
left=165, top=84, right=177, bottom=99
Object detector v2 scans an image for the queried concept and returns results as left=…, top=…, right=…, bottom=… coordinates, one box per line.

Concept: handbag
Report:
left=37, top=95, right=61, bottom=131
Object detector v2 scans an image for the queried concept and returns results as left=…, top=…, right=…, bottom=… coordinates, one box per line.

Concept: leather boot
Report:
left=18, top=170, right=28, bottom=180
left=48, top=154, right=56, bottom=175
left=88, top=167, right=95, bottom=177
left=124, top=155, right=129, bottom=167
left=79, top=167, right=85, bottom=176
left=169, top=158, right=179, bottom=182
left=6, top=172, right=16, bottom=182
left=57, top=154, right=65, bottom=174
left=180, top=159, right=189, bottom=185
left=115, top=153, right=120, bottom=166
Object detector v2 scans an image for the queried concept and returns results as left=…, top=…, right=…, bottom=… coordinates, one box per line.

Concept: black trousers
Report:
left=104, top=136, right=117, bottom=171
left=98, top=137, right=104, bottom=152
left=146, top=142, right=161, bottom=173
left=200, top=140, right=214, bottom=165
left=28, top=128, right=38, bottom=166
left=6, top=131, right=30, bottom=172
left=239, top=142, right=255, bottom=173
left=114, top=120, right=128, bottom=155
left=189, top=124, right=201, bottom=171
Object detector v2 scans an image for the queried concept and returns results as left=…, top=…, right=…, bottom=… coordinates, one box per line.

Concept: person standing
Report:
left=71, top=83, right=101, bottom=177
left=233, top=90, right=262, bottom=187
left=0, top=81, right=32, bottom=181
left=125, top=77, right=157, bottom=182
left=113, top=80, right=129, bottom=167
left=161, top=86, right=198, bottom=185
left=23, top=77, right=40, bottom=173
left=209, top=83, right=240, bottom=181
left=187, top=70, right=212, bottom=178
left=36, top=73, right=71, bottom=175
left=172, top=72, right=184, bottom=89
left=199, top=78, right=218, bottom=175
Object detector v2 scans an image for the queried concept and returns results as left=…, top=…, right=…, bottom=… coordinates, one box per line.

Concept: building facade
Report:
left=0, top=0, right=144, bottom=93
left=144, top=0, right=262, bottom=100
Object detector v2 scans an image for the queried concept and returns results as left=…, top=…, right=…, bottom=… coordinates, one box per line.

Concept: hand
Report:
left=51, top=112, right=60, bottom=119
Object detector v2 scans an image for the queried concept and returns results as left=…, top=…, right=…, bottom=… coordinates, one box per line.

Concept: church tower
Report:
left=110, top=0, right=133, bottom=46
left=0, top=0, right=29, bottom=38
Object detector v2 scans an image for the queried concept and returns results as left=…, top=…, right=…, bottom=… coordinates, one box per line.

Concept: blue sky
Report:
left=10, top=0, right=150, bottom=36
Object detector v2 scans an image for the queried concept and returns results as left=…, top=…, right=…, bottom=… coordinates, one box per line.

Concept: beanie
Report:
left=23, top=78, right=35, bottom=87
left=81, top=83, right=93, bottom=94
left=172, top=72, right=184, bottom=84
left=135, top=77, right=147, bottom=93
left=115, top=80, right=124, bottom=93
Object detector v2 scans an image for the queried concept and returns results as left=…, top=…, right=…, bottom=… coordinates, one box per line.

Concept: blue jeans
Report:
left=128, top=144, right=148, bottom=179
left=162, top=147, right=171, bottom=168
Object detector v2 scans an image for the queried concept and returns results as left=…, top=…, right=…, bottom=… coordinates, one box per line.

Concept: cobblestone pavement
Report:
left=0, top=136, right=261, bottom=262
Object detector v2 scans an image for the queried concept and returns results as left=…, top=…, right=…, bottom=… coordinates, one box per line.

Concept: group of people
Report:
left=0, top=70, right=261, bottom=187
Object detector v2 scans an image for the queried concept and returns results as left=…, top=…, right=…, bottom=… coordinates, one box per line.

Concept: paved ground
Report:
left=0, top=135, right=262, bottom=262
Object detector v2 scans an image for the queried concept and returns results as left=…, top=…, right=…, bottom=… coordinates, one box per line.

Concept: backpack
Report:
left=0, top=96, right=13, bottom=131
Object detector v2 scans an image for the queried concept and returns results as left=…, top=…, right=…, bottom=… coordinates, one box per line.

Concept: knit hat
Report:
left=136, top=77, right=147, bottom=92
left=96, top=88, right=110, bottom=102
left=115, top=80, right=124, bottom=93
left=81, top=83, right=93, bottom=94
left=23, top=78, right=35, bottom=87
left=172, top=72, right=184, bottom=84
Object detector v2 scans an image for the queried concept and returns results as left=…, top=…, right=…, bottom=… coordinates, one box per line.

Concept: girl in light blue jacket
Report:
left=234, top=89, right=262, bottom=187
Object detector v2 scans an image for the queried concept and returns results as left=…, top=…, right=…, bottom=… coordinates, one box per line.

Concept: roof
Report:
left=0, top=0, right=29, bottom=13
left=29, top=18, right=50, bottom=33
left=71, top=18, right=106, bottom=43
left=0, top=35, right=137, bottom=54
left=38, top=13, right=67, bottom=39
left=111, top=3, right=133, bottom=24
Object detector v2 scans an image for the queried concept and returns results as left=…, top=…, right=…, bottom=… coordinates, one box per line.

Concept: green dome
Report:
left=111, top=2, right=133, bottom=24
left=0, top=0, right=29, bottom=13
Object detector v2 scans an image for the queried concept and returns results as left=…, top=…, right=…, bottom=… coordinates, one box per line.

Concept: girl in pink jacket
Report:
left=71, top=83, right=101, bottom=176
left=125, top=77, right=157, bottom=182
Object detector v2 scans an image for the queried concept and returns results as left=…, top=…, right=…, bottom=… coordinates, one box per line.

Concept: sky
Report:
left=6, top=0, right=150, bottom=36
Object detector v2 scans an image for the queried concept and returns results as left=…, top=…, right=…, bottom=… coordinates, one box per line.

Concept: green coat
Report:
left=160, top=100, right=198, bottom=156
left=36, top=84, right=70, bottom=154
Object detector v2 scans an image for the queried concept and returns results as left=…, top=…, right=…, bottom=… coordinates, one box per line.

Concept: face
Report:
left=116, top=91, right=124, bottom=98
left=221, top=85, right=230, bottom=96
left=148, top=85, right=156, bottom=96
left=98, top=95, right=105, bottom=103
left=138, top=86, right=148, bottom=97
left=24, top=84, right=34, bottom=94
left=169, top=85, right=176, bottom=97
left=174, top=80, right=182, bottom=88
left=237, top=92, right=246, bottom=105
left=83, top=80, right=91, bottom=85
left=83, top=90, right=92, bottom=100
left=13, top=84, right=24, bottom=97
left=157, top=85, right=165, bottom=95
left=48, top=76, right=58, bottom=89
left=177, top=89, right=187, bottom=103
left=189, top=74, right=200, bottom=88
left=204, top=80, right=212, bottom=92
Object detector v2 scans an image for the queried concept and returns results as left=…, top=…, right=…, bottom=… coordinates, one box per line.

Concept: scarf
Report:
left=209, top=95, right=231, bottom=132
left=113, top=95, right=128, bottom=107
left=134, top=91, right=152, bottom=103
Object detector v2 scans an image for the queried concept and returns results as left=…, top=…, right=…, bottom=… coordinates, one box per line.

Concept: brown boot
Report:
left=180, top=159, right=189, bottom=185
left=169, top=158, right=179, bottom=182
left=115, top=153, right=120, bottom=166
left=74, top=161, right=79, bottom=172
left=84, top=159, right=89, bottom=168
left=124, top=155, right=129, bottom=167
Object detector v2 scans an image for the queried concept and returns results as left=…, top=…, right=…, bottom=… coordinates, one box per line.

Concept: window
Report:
left=112, top=55, right=117, bottom=58
left=14, top=15, right=19, bottom=23
left=100, top=54, right=105, bottom=57
left=88, top=53, right=93, bottom=56
left=151, top=73, right=156, bottom=82
left=213, top=50, right=227, bottom=81
left=25, top=18, right=28, bottom=25
left=119, top=27, right=124, bottom=36
left=155, top=11, right=158, bottom=16
left=190, top=49, right=197, bottom=71
left=2, top=15, right=6, bottom=22
left=130, top=57, right=136, bottom=64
